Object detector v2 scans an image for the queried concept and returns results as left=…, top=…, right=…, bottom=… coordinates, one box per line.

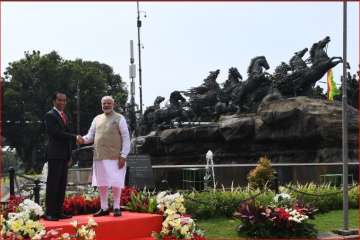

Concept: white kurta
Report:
left=83, top=113, right=130, bottom=187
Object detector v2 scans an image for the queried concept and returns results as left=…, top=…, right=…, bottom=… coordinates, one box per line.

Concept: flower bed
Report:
left=234, top=193, right=318, bottom=238
left=152, top=192, right=206, bottom=240
left=63, top=186, right=137, bottom=215
left=1, top=198, right=98, bottom=240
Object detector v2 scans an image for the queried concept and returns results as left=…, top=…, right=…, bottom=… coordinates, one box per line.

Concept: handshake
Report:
left=76, top=135, right=85, bottom=145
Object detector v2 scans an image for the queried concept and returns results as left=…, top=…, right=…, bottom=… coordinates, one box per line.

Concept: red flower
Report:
left=162, top=236, right=177, bottom=240
left=121, top=186, right=138, bottom=206
left=192, top=234, right=207, bottom=240
left=5, top=195, right=24, bottom=215
left=275, top=208, right=290, bottom=221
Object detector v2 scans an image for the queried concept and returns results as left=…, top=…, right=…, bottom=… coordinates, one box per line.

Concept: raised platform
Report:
left=41, top=212, right=162, bottom=240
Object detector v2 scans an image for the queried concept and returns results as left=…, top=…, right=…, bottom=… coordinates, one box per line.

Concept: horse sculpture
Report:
left=227, top=67, right=243, bottom=85
left=140, top=91, right=191, bottom=134
left=220, top=67, right=242, bottom=102
left=215, top=67, right=243, bottom=115
left=290, top=48, right=308, bottom=72
left=275, top=36, right=343, bottom=97
left=309, top=36, right=343, bottom=68
left=186, top=70, right=221, bottom=121
left=153, top=91, right=191, bottom=129
left=231, top=56, right=271, bottom=112
left=247, top=56, right=270, bottom=78
left=169, top=90, right=186, bottom=107
left=272, top=62, right=292, bottom=81
left=140, top=96, right=166, bottom=135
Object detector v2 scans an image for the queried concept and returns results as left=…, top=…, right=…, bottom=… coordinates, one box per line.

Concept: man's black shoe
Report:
left=113, top=208, right=122, bottom=217
left=58, top=213, right=72, bottom=219
left=43, top=215, right=59, bottom=221
left=93, top=209, right=110, bottom=217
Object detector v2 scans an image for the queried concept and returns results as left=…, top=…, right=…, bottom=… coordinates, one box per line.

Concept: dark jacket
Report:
left=44, top=109, right=76, bottom=160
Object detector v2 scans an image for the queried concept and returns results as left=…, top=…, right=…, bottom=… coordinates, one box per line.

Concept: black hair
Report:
left=52, top=92, right=66, bottom=101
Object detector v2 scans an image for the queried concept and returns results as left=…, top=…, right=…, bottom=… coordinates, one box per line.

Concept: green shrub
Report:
left=349, top=184, right=359, bottom=209
left=234, top=200, right=318, bottom=238
left=184, top=183, right=358, bottom=219
left=184, top=187, right=274, bottom=219
left=281, top=183, right=358, bottom=212
left=124, top=189, right=157, bottom=213
left=247, top=156, right=275, bottom=190
left=184, top=191, right=217, bottom=219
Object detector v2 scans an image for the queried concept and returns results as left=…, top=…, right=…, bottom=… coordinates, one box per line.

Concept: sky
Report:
left=1, top=2, right=359, bottom=109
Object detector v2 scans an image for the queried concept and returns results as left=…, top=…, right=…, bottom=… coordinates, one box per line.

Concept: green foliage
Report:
left=247, top=156, right=275, bottom=190
left=2, top=50, right=128, bottom=171
left=197, top=217, right=243, bottom=238
left=308, top=209, right=359, bottom=232
left=197, top=209, right=359, bottom=238
left=1, top=147, right=20, bottom=171
left=234, top=198, right=318, bottom=238
left=184, top=187, right=274, bottom=219
left=185, top=191, right=217, bottom=219
left=281, top=183, right=359, bottom=212
left=184, top=183, right=358, bottom=219
left=124, top=190, right=157, bottom=213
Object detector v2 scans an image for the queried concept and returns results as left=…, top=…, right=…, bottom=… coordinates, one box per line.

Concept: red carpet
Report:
left=41, top=212, right=162, bottom=240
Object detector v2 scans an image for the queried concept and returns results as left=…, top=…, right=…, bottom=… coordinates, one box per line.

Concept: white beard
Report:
left=103, top=108, right=113, bottom=114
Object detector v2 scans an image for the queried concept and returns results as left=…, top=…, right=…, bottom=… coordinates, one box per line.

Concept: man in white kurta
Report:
left=79, top=96, right=130, bottom=217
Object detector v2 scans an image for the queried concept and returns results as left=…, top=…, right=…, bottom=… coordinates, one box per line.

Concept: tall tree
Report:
left=2, top=51, right=128, bottom=171
left=333, top=72, right=359, bottom=109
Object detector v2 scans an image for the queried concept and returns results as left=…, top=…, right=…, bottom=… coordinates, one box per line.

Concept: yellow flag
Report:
left=327, top=69, right=340, bottom=101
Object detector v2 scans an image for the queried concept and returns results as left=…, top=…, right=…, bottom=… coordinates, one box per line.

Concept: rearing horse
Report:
left=231, top=56, right=271, bottom=111
left=247, top=56, right=270, bottom=77
left=278, top=36, right=344, bottom=97
left=290, top=48, right=308, bottom=72
left=309, top=36, right=342, bottom=67
left=186, top=70, right=221, bottom=120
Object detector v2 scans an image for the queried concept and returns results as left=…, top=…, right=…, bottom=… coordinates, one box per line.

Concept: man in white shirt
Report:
left=77, top=96, right=130, bottom=217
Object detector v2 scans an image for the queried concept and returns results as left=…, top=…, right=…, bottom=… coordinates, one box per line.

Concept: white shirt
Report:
left=82, top=113, right=130, bottom=158
left=81, top=112, right=130, bottom=187
left=53, top=107, right=63, bottom=116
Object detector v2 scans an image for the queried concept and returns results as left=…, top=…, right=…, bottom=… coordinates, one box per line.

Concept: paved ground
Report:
left=318, top=231, right=359, bottom=240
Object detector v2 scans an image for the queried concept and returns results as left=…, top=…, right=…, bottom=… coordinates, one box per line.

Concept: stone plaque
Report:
left=126, top=154, right=154, bottom=189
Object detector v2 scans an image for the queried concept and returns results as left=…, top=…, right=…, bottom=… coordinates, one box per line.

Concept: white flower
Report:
left=287, top=208, right=309, bottom=223
left=84, top=229, right=96, bottom=240
left=78, top=225, right=88, bottom=237
left=18, top=199, right=44, bottom=217
left=180, top=225, right=189, bottom=235
left=70, top=220, right=78, bottom=228
left=87, top=218, right=98, bottom=227
left=62, top=233, right=71, bottom=239
left=273, top=193, right=291, bottom=203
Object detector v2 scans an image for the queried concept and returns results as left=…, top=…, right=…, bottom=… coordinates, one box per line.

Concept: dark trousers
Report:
left=45, top=158, right=68, bottom=217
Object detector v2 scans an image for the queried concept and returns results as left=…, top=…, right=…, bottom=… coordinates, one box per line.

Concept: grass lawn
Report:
left=197, top=209, right=359, bottom=238
left=308, top=209, right=359, bottom=232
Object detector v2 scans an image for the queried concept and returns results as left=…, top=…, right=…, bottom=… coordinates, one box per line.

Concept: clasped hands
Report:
left=76, top=135, right=85, bottom=145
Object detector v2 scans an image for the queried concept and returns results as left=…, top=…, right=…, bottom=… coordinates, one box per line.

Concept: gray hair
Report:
left=101, top=96, right=115, bottom=103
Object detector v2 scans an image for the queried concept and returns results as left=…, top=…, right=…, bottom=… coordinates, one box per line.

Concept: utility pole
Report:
left=341, top=0, right=349, bottom=232
left=129, top=40, right=137, bottom=137
left=136, top=0, right=144, bottom=115
left=76, top=78, right=80, bottom=150
left=335, top=1, right=357, bottom=236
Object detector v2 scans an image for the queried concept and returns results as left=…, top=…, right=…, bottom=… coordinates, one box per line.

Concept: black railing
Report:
left=7, top=167, right=93, bottom=205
